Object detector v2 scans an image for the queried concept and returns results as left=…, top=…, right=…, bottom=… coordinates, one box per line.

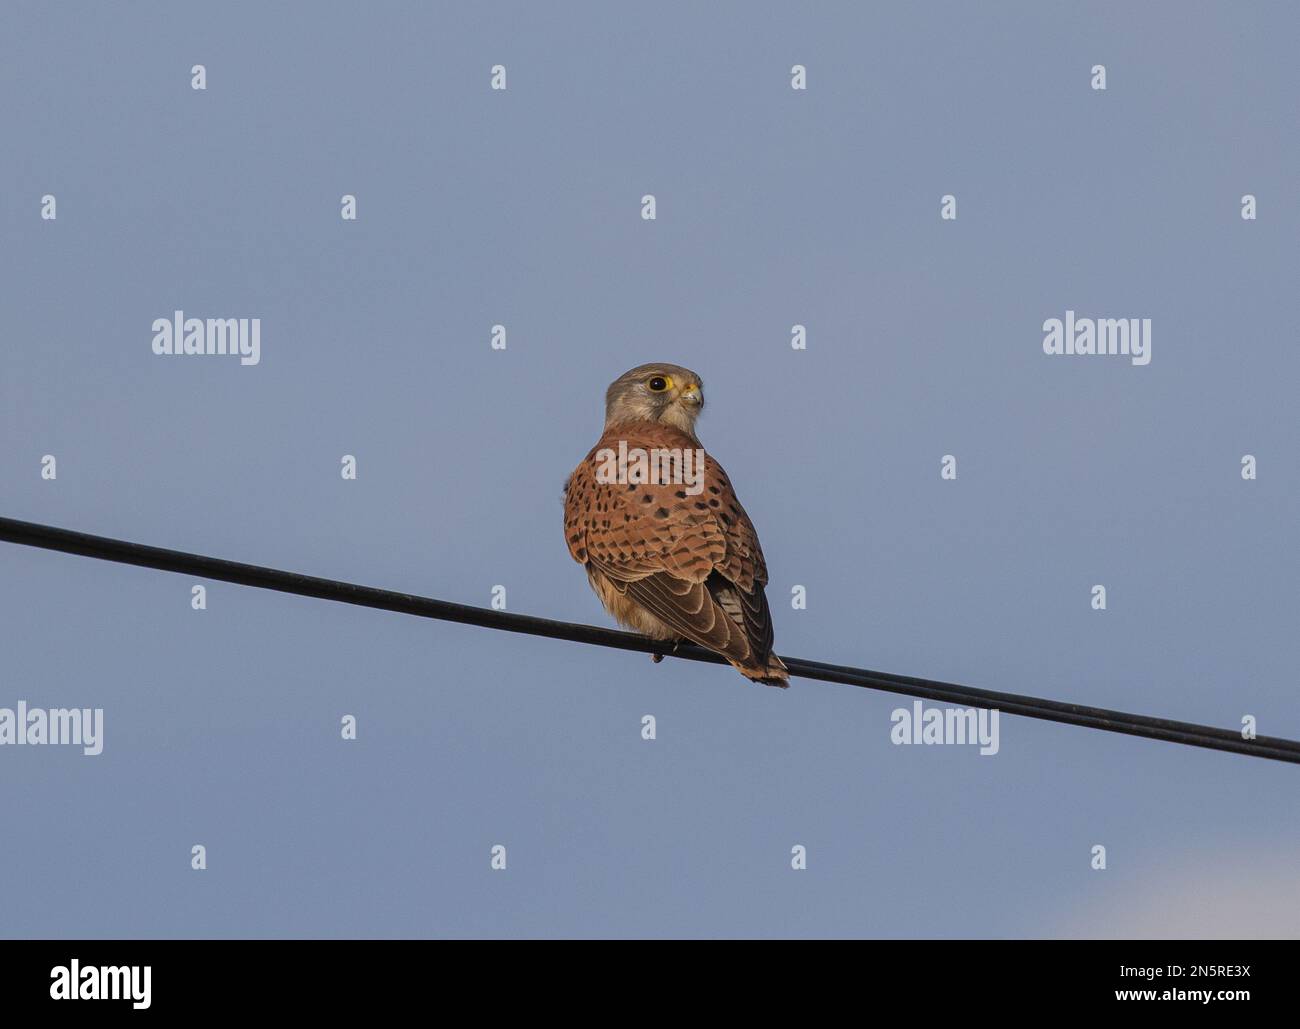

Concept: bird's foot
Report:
left=651, top=640, right=682, bottom=664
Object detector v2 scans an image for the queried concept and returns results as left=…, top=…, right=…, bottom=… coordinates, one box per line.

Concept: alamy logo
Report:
left=1042, top=310, right=1151, bottom=366
left=152, top=310, right=261, bottom=366
left=50, top=960, right=150, bottom=1009
left=890, top=701, right=1000, bottom=755
left=0, top=702, right=103, bottom=755
left=594, top=439, right=707, bottom=496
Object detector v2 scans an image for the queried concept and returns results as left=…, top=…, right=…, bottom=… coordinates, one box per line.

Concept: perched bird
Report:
left=563, top=363, right=788, bottom=686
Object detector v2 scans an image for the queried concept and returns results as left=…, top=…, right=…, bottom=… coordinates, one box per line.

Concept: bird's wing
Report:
left=564, top=425, right=776, bottom=668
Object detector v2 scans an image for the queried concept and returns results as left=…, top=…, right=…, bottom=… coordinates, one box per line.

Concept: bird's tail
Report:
left=734, top=652, right=789, bottom=688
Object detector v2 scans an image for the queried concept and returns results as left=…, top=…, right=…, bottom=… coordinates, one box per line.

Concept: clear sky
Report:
left=1, top=1, right=1297, bottom=938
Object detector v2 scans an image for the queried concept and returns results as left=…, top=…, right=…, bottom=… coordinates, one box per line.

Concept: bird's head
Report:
left=603, top=363, right=705, bottom=438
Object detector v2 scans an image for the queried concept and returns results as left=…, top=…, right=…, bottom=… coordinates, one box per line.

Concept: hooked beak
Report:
left=679, top=382, right=702, bottom=406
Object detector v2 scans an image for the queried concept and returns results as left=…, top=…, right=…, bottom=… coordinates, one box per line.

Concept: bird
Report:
left=563, top=363, right=788, bottom=686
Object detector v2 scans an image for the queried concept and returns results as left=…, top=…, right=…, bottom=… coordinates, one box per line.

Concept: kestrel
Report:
left=563, top=364, right=788, bottom=686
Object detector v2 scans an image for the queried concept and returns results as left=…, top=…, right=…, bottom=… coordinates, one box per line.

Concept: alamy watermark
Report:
left=0, top=702, right=103, bottom=755
left=1042, top=310, right=1151, bottom=366
left=891, top=701, right=999, bottom=755
left=593, top=439, right=706, bottom=496
left=151, top=310, right=260, bottom=366
left=50, top=960, right=150, bottom=1009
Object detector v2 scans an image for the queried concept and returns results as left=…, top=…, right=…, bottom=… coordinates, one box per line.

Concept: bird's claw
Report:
left=650, top=640, right=682, bottom=665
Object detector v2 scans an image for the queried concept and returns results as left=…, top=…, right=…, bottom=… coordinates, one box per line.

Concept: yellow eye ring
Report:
left=647, top=375, right=672, bottom=392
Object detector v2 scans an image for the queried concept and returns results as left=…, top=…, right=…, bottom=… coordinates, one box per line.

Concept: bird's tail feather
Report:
left=733, top=652, right=789, bottom=688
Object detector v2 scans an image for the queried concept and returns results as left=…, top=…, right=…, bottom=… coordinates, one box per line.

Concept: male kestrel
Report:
left=563, top=363, right=789, bottom=686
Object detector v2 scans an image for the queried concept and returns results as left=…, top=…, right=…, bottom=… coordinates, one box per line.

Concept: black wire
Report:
left=2, top=514, right=1296, bottom=765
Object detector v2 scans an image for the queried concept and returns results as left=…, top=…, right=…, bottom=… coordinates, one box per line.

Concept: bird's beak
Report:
left=680, top=383, right=702, bottom=406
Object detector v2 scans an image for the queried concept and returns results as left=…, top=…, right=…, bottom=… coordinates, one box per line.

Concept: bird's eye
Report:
left=647, top=375, right=670, bottom=392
